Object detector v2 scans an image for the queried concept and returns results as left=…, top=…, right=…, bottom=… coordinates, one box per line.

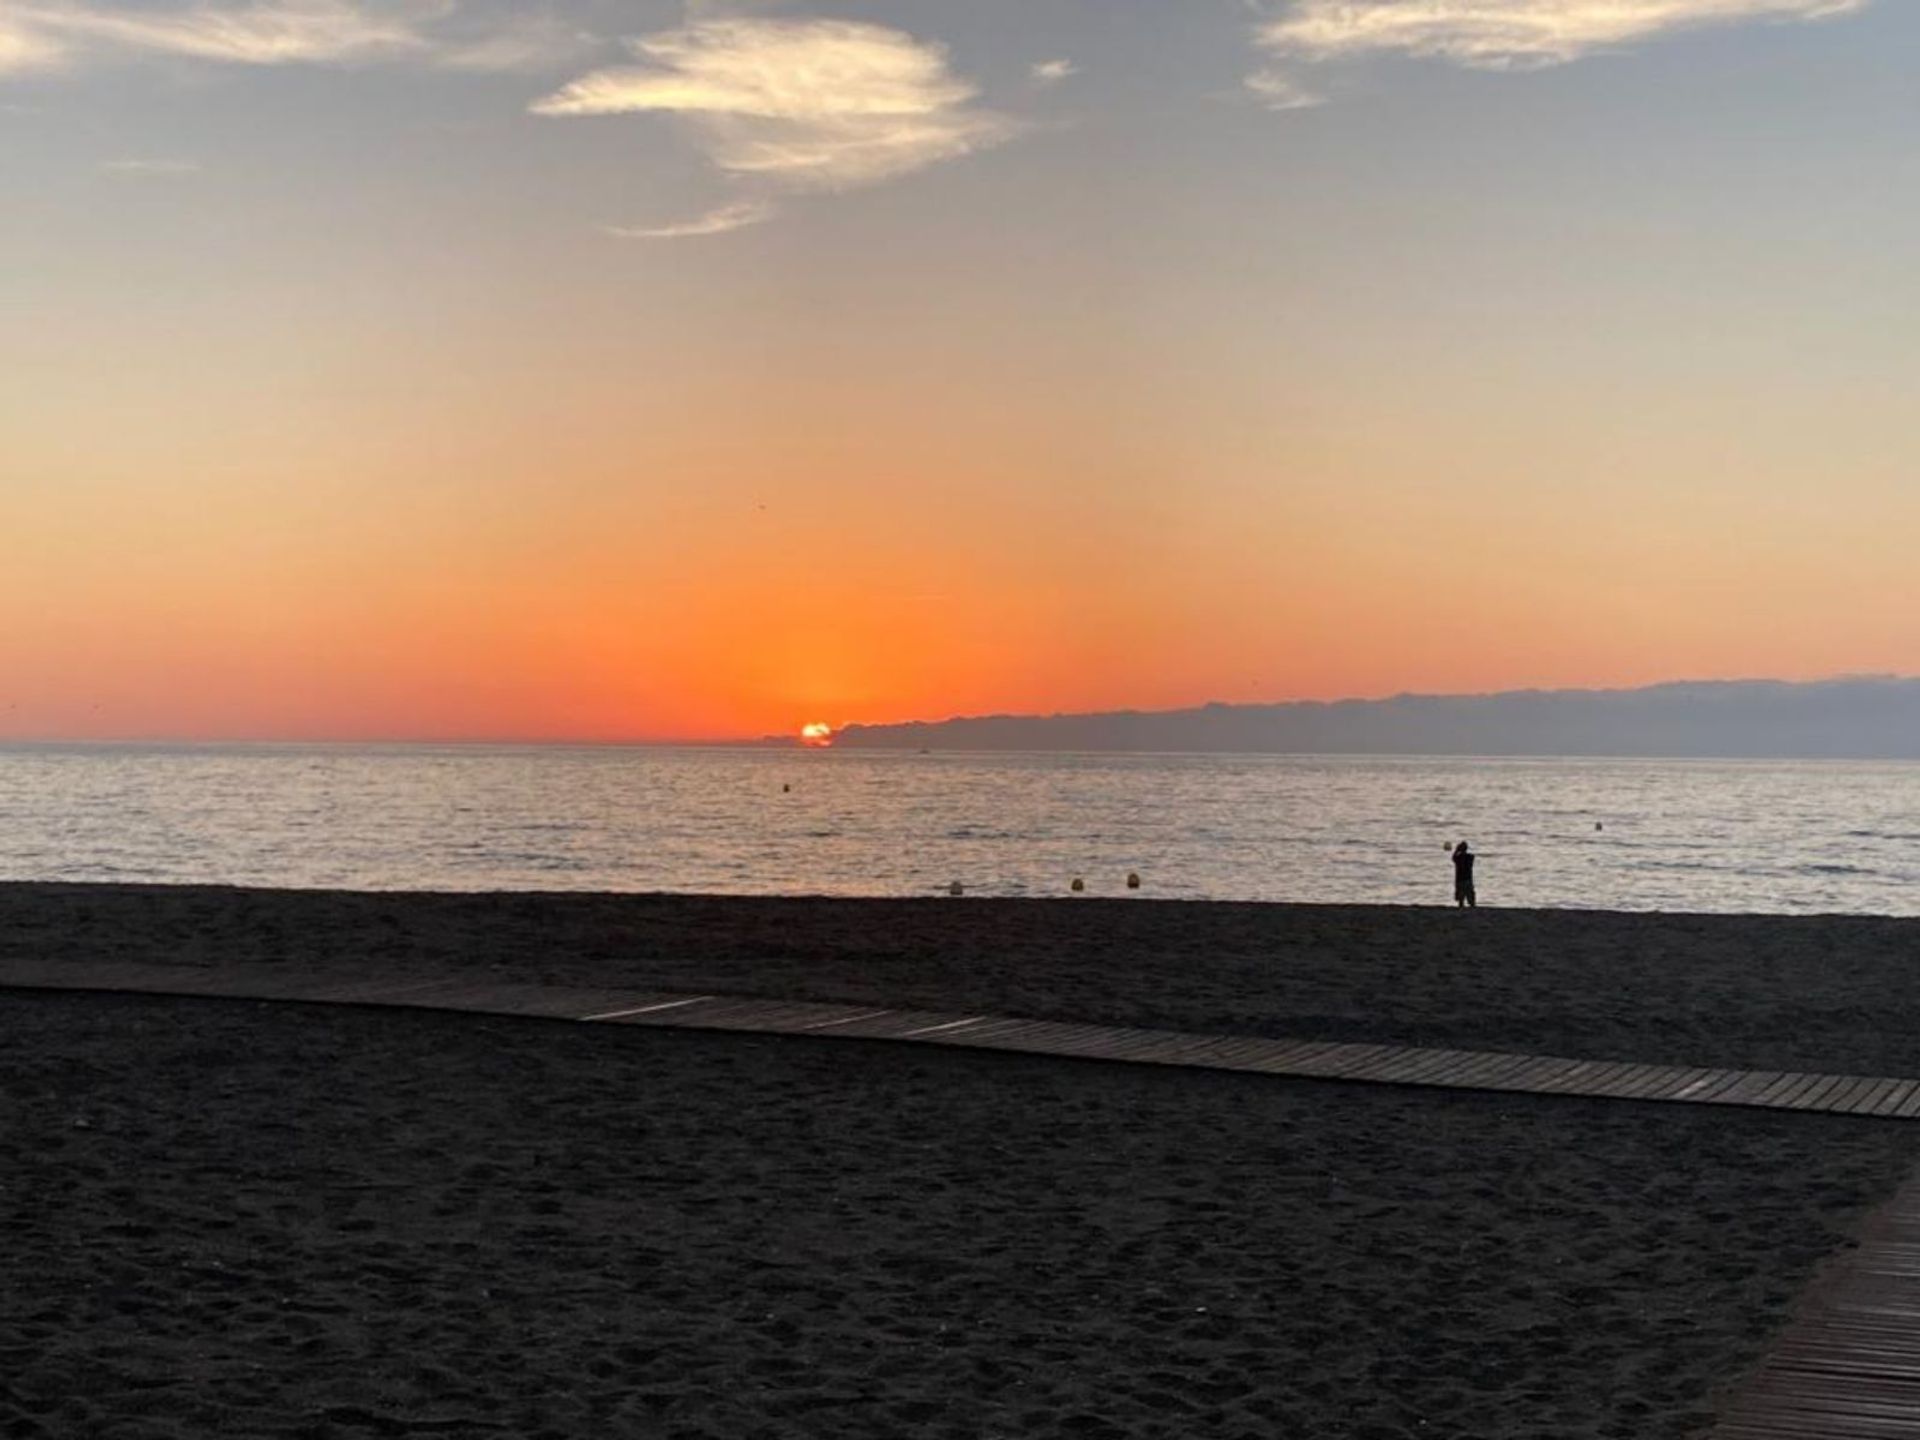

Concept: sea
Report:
left=1, top=745, right=1917, bottom=916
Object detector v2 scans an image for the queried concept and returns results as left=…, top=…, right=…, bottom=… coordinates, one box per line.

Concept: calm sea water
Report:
left=1, top=745, right=1918, bottom=915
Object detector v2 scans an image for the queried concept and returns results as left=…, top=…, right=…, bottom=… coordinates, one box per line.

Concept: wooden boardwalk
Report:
left=6, top=957, right=1920, bottom=1120
left=1714, top=1170, right=1920, bottom=1438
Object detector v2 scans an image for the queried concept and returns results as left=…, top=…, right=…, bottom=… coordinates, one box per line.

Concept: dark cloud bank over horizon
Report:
left=788, top=678, right=1920, bottom=758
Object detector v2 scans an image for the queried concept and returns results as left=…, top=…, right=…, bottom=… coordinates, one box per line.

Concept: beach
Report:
left=6, top=885, right=1920, bottom=1437
left=10, top=884, right=1920, bottom=1072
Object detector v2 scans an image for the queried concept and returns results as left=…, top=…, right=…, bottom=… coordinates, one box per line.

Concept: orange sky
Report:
left=4, top=0, right=1917, bottom=742
left=8, top=363, right=1917, bottom=741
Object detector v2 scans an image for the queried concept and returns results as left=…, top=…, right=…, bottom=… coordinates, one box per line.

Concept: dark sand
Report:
left=6, top=885, right=1920, bottom=1438
left=9, top=884, right=1920, bottom=1070
left=6, top=991, right=1917, bottom=1440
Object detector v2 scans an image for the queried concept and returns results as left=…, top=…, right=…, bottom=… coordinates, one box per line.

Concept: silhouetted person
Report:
left=1452, top=841, right=1476, bottom=908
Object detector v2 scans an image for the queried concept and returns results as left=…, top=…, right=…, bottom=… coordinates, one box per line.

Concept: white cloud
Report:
left=605, top=196, right=775, bottom=239
left=23, top=0, right=440, bottom=66
left=533, top=18, right=1016, bottom=191
left=1257, top=0, right=1869, bottom=73
left=1030, top=57, right=1076, bottom=84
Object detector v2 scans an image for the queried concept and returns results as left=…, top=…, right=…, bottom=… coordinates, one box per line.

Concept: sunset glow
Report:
left=800, top=723, right=835, bottom=748
left=3, top=0, right=1915, bottom=742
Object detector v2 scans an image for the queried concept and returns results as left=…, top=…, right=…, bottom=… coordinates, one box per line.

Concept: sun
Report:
left=799, top=722, right=834, bottom=748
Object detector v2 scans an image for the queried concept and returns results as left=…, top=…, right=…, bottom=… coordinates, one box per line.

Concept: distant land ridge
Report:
left=780, top=677, right=1920, bottom=758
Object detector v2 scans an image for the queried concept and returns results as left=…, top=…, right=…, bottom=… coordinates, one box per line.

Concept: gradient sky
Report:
left=4, top=0, right=1917, bottom=741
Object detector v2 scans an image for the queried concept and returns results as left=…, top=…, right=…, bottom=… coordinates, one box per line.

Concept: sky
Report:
left=3, top=0, right=1917, bottom=742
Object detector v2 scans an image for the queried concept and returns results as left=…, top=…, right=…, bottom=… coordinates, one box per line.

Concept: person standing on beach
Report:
left=1452, top=841, right=1477, bottom=908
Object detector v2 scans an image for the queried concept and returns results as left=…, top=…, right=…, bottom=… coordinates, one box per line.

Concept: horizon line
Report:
left=5, top=671, right=1918, bottom=751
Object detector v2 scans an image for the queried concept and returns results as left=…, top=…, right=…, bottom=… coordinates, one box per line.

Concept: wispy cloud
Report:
left=605, top=196, right=775, bottom=239
left=533, top=17, right=1017, bottom=192
left=1245, top=67, right=1323, bottom=110
left=433, top=10, right=601, bottom=73
left=1260, top=0, right=1867, bottom=72
left=100, top=157, right=202, bottom=173
left=22, top=0, right=439, bottom=66
left=1, top=14, right=69, bottom=71
left=1251, top=0, right=1869, bottom=101
left=0, top=0, right=585, bottom=74
left=1030, top=57, right=1076, bottom=84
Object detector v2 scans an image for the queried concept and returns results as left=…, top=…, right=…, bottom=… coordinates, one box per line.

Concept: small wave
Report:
left=1802, top=862, right=1872, bottom=875
left=459, top=851, right=589, bottom=870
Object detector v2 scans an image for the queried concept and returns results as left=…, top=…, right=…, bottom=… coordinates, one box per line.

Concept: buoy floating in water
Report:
left=1070, top=877, right=1085, bottom=893
left=782, top=783, right=791, bottom=793
left=948, top=881, right=964, bottom=897
left=1126, top=872, right=1141, bottom=890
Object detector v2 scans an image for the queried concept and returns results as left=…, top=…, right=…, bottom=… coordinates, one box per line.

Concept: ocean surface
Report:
left=2, top=745, right=1918, bottom=915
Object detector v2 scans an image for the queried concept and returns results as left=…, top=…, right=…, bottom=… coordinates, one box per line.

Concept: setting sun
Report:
left=799, top=723, right=835, bottom=748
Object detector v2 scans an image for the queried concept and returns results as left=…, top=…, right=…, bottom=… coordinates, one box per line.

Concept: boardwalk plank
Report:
left=1791, top=1074, right=1855, bottom=1111
left=1240, top=1039, right=1349, bottom=1074
left=1751, top=1072, right=1818, bottom=1107
left=901, top=1018, right=981, bottom=1042
left=626, top=996, right=777, bottom=1028
left=1534, top=1059, right=1624, bottom=1095
left=1004, top=1022, right=1115, bottom=1056
left=739, top=1000, right=875, bottom=1029
left=1819, top=1076, right=1875, bottom=1113
left=1158, top=1035, right=1269, bottom=1068
left=1204, top=1036, right=1296, bottom=1070
left=1666, top=1075, right=1743, bottom=1105
left=1617, top=1064, right=1698, bottom=1100
left=1443, top=1050, right=1571, bottom=1092
left=1588, top=1062, right=1668, bottom=1098
left=1669, top=1067, right=1752, bottom=1105
left=1517, top=1056, right=1604, bottom=1094
left=1714, top=1172, right=1920, bottom=1439
left=1295, top=1043, right=1398, bottom=1078
left=1769, top=1074, right=1836, bottom=1110
left=1546, top=1058, right=1641, bottom=1097
left=1713, top=1071, right=1794, bottom=1108
left=1639, top=1066, right=1720, bottom=1101
left=453, top=984, right=626, bottom=1017
left=1849, top=1078, right=1911, bottom=1116
left=1846, top=1079, right=1908, bottom=1117
left=937, top=1018, right=1045, bottom=1045
left=1342, top=1047, right=1456, bottom=1085
left=1371, top=1047, right=1490, bottom=1087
